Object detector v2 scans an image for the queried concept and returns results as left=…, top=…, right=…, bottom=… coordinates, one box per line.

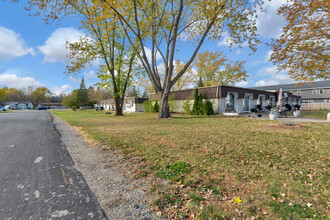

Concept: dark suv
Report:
left=37, top=106, right=48, bottom=110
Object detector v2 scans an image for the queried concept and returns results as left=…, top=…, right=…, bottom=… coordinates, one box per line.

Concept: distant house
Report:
left=18, top=101, right=34, bottom=109
left=38, top=103, right=68, bottom=109
left=0, top=101, right=10, bottom=108
left=251, top=80, right=330, bottom=110
left=4, top=101, right=19, bottom=110
left=0, top=101, right=33, bottom=109
left=251, top=80, right=330, bottom=103
left=98, top=97, right=148, bottom=112
left=150, top=85, right=301, bottom=115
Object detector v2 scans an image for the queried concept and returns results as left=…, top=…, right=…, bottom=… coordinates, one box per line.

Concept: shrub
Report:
left=142, top=100, right=153, bottom=112
left=153, top=100, right=159, bottom=112
left=182, top=97, right=192, bottom=114
left=192, top=88, right=204, bottom=115
left=192, top=88, right=199, bottom=115
left=203, top=99, right=214, bottom=115
left=198, top=93, right=204, bottom=115
left=168, top=95, right=177, bottom=113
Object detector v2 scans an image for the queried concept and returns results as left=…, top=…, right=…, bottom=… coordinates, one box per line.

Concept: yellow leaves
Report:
left=234, top=197, right=242, bottom=204
left=271, top=0, right=330, bottom=82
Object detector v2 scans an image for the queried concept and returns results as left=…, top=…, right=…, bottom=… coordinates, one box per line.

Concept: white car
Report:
left=0, top=107, right=9, bottom=111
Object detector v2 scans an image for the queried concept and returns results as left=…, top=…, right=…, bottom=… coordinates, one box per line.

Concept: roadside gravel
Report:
left=51, top=113, right=157, bottom=219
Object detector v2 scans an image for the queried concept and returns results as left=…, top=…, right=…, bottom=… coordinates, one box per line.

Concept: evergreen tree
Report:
left=203, top=100, right=214, bottom=115
left=76, top=77, right=89, bottom=107
left=198, top=93, right=204, bottom=115
left=192, top=88, right=199, bottom=115
left=197, top=77, right=204, bottom=87
left=142, top=89, right=149, bottom=98
left=153, top=101, right=159, bottom=113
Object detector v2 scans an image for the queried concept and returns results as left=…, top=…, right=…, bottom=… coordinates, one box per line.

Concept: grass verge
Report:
left=53, top=110, right=329, bottom=219
left=301, top=109, right=329, bottom=120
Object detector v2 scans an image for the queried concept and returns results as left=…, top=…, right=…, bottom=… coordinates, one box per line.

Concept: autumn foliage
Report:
left=270, top=0, right=330, bottom=82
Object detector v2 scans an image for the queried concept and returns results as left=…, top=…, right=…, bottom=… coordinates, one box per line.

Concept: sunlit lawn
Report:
left=301, top=109, right=329, bottom=120
left=53, top=110, right=329, bottom=219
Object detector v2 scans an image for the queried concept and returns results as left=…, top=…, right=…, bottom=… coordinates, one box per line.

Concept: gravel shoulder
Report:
left=51, top=113, right=156, bottom=219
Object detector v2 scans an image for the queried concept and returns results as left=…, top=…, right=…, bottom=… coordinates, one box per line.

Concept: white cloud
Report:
left=84, top=70, right=97, bottom=79
left=256, top=0, right=288, bottom=38
left=264, top=50, right=273, bottom=62
left=235, top=81, right=248, bottom=87
left=0, top=26, right=35, bottom=59
left=52, top=84, right=72, bottom=95
left=38, top=27, right=85, bottom=63
left=235, top=49, right=242, bottom=55
left=69, top=76, right=79, bottom=84
left=144, top=47, right=162, bottom=62
left=254, top=65, right=295, bottom=86
left=0, top=70, right=42, bottom=89
left=217, top=32, right=249, bottom=48
left=255, top=79, right=279, bottom=87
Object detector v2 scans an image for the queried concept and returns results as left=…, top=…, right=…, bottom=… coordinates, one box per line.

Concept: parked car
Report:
left=0, top=107, right=9, bottom=111
left=37, top=106, right=48, bottom=110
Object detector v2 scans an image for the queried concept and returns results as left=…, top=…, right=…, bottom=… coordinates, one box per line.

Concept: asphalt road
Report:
left=0, top=110, right=107, bottom=220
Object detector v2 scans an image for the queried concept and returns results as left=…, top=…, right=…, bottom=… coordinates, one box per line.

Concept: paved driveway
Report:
left=0, top=111, right=107, bottom=219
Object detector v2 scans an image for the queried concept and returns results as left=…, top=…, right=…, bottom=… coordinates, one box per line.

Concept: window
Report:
left=312, top=89, right=317, bottom=95
left=320, top=89, right=324, bottom=94
left=258, top=95, right=265, bottom=106
left=225, top=92, right=236, bottom=112
left=324, top=99, right=330, bottom=103
left=243, top=94, right=252, bottom=111
left=297, top=90, right=301, bottom=95
left=269, top=96, right=276, bottom=107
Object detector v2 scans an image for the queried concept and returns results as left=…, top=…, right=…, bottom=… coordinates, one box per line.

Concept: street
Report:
left=0, top=111, right=107, bottom=219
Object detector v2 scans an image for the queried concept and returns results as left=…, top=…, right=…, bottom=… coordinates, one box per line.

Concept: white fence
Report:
left=301, top=103, right=330, bottom=110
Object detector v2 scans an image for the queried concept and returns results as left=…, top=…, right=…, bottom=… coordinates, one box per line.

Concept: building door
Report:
left=243, top=94, right=251, bottom=111
left=225, top=93, right=236, bottom=112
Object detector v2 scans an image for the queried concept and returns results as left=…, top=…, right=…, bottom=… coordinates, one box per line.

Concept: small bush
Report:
left=169, top=95, right=177, bottom=113
left=203, top=99, right=214, bottom=115
left=153, top=100, right=159, bottom=112
left=182, top=97, right=192, bottom=114
left=71, top=105, right=77, bottom=111
left=192, top=88, right=204, bottom=115
left=142, top=100, right=153, bottom=112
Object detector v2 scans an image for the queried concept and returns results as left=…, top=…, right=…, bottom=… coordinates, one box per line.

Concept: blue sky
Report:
left=0, top=0, right=294, bottom=95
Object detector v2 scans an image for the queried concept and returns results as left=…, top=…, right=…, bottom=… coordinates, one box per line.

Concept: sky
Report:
left=0, top=0, right=295, bottom=95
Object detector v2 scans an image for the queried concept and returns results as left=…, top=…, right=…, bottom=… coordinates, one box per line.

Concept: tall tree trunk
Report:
left=114, top=96, right=124, bottom=116
left=159, top=93, right=171, bottom=118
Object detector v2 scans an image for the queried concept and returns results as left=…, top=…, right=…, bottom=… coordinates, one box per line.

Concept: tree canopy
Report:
left=194, top=51, right=248, bottom=86
left=101, top=0, right=260, bottom=117
left=25, top=0, right=261, bottom=118
left=270, top=0, right=330, bottom=82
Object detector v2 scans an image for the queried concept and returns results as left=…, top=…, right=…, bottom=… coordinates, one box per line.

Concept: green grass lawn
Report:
left=0, top=110, right=13, bottom=113
left=53, top=110, right=330, bottom=219
left=301, top=109, right=329, bottom=120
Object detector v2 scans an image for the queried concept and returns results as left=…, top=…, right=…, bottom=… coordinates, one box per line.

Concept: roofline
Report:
left=150, top=84, right=283, bottom=96
left=250, top=80, right=330, bottom=89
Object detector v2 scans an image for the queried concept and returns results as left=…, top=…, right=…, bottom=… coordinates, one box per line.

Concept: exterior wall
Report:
left=219, top=98, right=257, bottom=114
left=298, top=88, right=330, bottom=100
left=135, top=103, right=144, bottom=112
left=301, top=103, right=330, bottom=110
left=123, top=100, right=136, bottom=112
left=279, top=87, right=330, bottom=103
left=18, top=104, right=27, bottom=109
left=169, top=98, right=219, bottom=113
